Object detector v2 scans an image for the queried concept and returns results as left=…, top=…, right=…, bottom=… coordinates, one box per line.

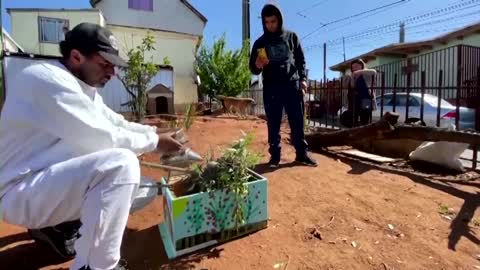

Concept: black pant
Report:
left=354, top=98, right=372, bottom=126
left=263, top=81, right=308, bottom=158
left=356, top=108, right=371, bottom=126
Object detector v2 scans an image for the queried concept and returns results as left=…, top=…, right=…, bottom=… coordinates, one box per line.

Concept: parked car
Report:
left=373, top=92, right=476, bottom=130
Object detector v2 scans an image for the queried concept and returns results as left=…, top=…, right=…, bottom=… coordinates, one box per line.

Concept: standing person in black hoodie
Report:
left=250, top=4, right=317, bottom=168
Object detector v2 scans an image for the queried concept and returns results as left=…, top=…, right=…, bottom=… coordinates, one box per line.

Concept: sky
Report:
left=3, top=0, right=480, bottom=79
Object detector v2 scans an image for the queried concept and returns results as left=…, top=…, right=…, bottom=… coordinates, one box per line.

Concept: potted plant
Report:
left=158, top=133, right=268, bottom=259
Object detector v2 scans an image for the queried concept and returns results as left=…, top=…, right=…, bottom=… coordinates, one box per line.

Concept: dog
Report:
left=216, top=95, right=256, bottom=118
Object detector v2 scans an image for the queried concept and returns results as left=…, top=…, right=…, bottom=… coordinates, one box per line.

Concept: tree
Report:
left=195, top=34, right=251, bottom=99
left=119, top=32, right=159, bottom=121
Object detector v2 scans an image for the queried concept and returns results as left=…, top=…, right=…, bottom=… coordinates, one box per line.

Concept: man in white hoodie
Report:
left=0, top=23, right=183, bottom=270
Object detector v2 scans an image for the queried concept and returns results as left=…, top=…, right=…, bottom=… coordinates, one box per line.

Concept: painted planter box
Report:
left=158, top=170, right=268, bottom=259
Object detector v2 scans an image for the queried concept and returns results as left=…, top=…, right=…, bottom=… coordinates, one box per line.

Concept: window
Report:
left=128, top=0, right=153, bottom=11
left=376, top=94, right=393, bottom=106
left=38, top=17, right=69, bottom=43
left=385, top=95, right=420, bottom=107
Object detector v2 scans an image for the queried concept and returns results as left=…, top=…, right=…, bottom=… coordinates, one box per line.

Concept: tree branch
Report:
left=117, top=74, right=137, bottom=99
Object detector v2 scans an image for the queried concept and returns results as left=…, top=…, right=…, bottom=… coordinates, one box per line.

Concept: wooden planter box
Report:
left=158, top=170, right=268, bottom=259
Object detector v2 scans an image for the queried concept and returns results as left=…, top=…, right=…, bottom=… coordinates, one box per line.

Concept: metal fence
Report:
left=243, top=67, right=480, bottom=170
left=372, top=45, right=480, bottom=104
left=304, top=68, right=480, bottom=170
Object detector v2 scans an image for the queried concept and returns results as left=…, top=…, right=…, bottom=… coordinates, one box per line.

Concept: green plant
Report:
left=438, top=204, right=454, bottom=215
left=188, top=132, right=261, bottom=228
left=167, top=119, right=179, bottom=129
left=118, top=32, right=159, bottom=121
left=473, top=218, right=480, bottom=227
left=163, top=56, right=171, bottom=65
left=195, top=34, right=251, bottom=99
left=183, top=103, right=196, bottom=131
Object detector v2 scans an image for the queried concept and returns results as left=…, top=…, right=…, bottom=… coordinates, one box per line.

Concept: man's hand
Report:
left=300, top=80, right=308, bottom=96
left=157, top=134, right=184, bottom=156
left=255, top=56, right=269, bottom=70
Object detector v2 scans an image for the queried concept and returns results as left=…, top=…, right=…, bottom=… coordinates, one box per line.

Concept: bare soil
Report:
left=1, top=116, right=479, bottom=270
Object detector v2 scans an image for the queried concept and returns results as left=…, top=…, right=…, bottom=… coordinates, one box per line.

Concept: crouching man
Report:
left=0, top=23, right=183, bottom=270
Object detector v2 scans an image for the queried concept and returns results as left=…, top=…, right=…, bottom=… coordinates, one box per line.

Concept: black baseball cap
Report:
left=63, top=23, right=128, bottom=67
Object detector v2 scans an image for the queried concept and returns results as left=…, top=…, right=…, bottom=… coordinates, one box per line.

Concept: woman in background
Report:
left=349, top=59, right=377, bottom=126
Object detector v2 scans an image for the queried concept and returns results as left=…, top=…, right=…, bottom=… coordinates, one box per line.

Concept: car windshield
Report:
left=376, top=94, right=419, bottom=107
left=377, top=94, right=453, bottom=108
left=422, top=95, right=454, bottom=108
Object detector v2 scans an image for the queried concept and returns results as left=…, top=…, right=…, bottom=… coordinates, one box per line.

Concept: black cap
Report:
left=63, top=23, right=128, bottom=67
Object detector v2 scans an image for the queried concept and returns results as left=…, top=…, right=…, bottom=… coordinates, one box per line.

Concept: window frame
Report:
left=38, top=16, right=70, bottom=44
left=128, top=0, right=154, bottom=11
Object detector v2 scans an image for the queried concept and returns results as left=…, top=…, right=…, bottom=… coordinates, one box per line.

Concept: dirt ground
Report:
left=1, top=116, right=479, bottom=270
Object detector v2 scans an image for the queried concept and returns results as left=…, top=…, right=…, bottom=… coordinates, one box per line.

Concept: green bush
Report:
left=195, top=34, right=251, bottom=98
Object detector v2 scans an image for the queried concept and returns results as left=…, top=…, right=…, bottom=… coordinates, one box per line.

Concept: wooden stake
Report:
left=140, top=161, right=189, bottom=173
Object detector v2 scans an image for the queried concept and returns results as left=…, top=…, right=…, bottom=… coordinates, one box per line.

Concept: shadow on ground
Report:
left=0, top=232, right=71, bottom=269
left=318, top=149, right=480, bottom=251
left=0, top=225, right=222, bottom=270
left=123, top=225, right=222, bottom=270
left=254, top=162, right=299, bottom=175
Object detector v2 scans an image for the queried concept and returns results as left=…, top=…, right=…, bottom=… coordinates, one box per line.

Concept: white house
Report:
left=2, top=28, right=24, bottom=53
left=7, top=0, right=207, bottom=113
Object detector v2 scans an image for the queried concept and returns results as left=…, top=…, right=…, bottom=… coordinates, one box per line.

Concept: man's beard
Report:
left=77, top=66, right=106, bottom=88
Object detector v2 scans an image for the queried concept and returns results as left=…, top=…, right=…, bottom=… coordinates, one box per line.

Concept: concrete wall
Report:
left=9, top=10, right=105, bottom=56
left=107, top=25, right=199, bottom=109
left=93, top=0, right=205, bottom=36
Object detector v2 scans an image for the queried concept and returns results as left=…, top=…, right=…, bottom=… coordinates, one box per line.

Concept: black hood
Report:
left=261, top=4, right=284, bottom=36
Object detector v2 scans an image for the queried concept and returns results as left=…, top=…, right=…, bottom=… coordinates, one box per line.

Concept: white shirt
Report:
left=0, top=61, right=159, bottom=197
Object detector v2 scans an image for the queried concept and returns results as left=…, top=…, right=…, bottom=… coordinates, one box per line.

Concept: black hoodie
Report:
left=249, top=4, right=307, bottom=86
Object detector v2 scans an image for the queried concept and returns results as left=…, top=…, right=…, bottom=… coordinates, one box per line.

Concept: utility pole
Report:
left=342, top=36, right=346, bottom=61
left=399, top=22, right=405, bottom=43
left=323, top=42, right=327, bottom=82
left=242, top=0, right=251, bottom=49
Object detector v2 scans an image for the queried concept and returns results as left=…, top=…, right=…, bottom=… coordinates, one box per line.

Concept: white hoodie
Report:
left=0, top=61, right=159, bottom=198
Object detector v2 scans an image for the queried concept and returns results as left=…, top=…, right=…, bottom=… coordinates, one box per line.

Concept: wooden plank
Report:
left=338, top=149, right=400, bottom=163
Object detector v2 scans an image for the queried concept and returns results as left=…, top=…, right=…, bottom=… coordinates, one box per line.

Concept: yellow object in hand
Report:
left=257, top=48, right=268, bottom=60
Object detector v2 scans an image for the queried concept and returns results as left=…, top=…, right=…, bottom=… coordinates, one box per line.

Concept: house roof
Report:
left=330, top=21, right=480, bottom=72
left=148, top=83, right=173, bottom=94
left=90, top=0, right=207, bottom=23
left=2, top=28, right=24, bottom=52
left=7, top=8, right=101, bottom=13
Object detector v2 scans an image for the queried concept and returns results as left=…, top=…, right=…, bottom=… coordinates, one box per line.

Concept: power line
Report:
left=305, top=9, right=480, bottom=52
left=322, top=0, right=480, bottom=46
left=296, top=0, right=330, bottom=19
left=336, top=9, right=480, bottom=45
left=306, top=0, right=471, bottom=47
left=309, top=2, right=403, bottom=37
left=301, top=0, right=409, bottom=40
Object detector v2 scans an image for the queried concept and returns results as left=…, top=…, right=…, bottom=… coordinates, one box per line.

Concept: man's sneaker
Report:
left=79, top=259, right=128, bottom=270
left=28, top=220, right=81, bottom=259
left=295, top=154, right=318, bottom=167
left=268, top=157, right=280, bottom=168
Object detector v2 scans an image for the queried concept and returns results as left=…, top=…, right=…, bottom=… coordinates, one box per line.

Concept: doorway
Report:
left=155, top=96, right=169, bottom=114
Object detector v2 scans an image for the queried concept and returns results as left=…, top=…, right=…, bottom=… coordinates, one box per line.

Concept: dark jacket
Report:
left=249, top=4, right=307, bottom=86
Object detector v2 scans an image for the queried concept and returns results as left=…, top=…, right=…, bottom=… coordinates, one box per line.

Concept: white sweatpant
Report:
left=0, top=148, right=141, bottom=270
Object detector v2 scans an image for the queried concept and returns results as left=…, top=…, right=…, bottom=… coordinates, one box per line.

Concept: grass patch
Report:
left=438, top=204, right=454, bottom=215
